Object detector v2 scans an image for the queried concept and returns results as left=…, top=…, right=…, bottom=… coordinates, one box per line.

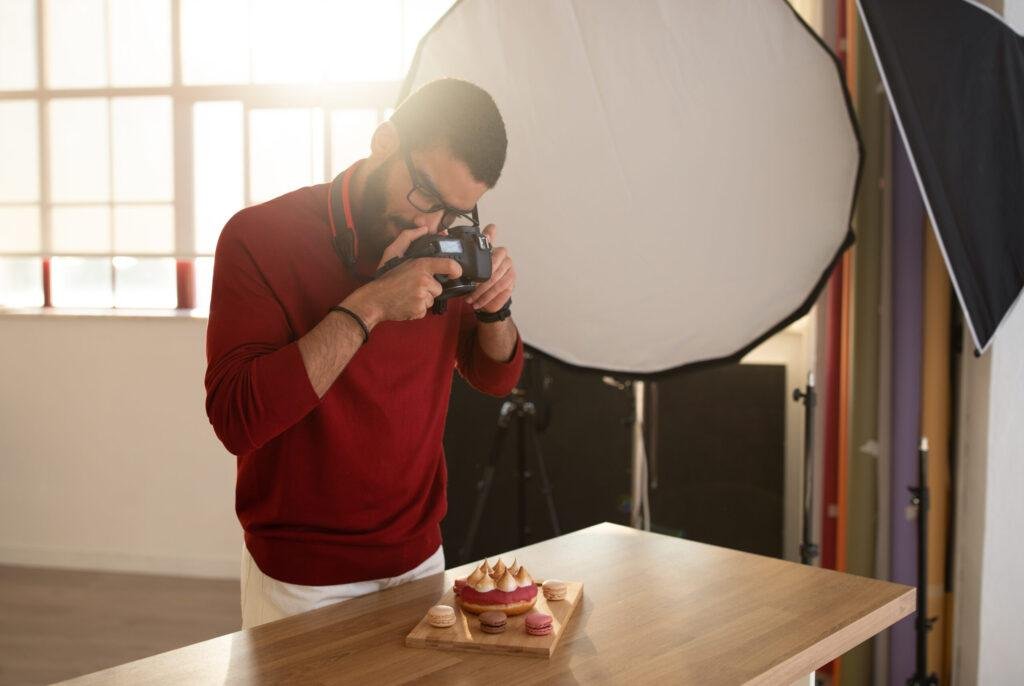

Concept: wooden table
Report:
left=60, top=523, right=914, bottom=685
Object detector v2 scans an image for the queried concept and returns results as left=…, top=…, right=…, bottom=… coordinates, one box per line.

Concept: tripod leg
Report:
left=459, top=405, right=513, bottom=564
left=526, top=411, right=561, bottom=537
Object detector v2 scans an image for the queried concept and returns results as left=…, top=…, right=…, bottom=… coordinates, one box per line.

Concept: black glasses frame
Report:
left=401, top=147, right=479, bottom=229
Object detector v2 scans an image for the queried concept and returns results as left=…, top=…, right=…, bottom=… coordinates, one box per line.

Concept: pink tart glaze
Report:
left=459, top=583, right=538, bottom=606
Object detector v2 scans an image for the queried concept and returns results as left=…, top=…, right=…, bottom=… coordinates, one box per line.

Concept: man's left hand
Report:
left=465, top=224, right=516, bottom=314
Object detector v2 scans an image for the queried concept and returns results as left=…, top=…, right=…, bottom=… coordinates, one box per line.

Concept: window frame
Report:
left=0, top=0, right=409, bottom=311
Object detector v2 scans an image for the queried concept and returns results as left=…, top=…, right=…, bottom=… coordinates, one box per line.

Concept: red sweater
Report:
left=204, top=180, right=524, bottom=586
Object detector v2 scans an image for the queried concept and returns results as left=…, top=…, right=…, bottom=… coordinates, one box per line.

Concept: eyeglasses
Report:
left=401, top=147, right=479, bottom=229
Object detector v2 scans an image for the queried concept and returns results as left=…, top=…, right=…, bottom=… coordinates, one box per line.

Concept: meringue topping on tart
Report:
left=471, top=570, right=497, bottom=593
left=466, top=566, right=486, bottom=587
left=458, top=558, right=539, bottom=616
left=490, top=559, right=507, bottom=578
left=514, top=565, right=534, bottom=588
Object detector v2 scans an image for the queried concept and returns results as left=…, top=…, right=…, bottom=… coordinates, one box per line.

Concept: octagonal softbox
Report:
left=403, top=0, right=861, bottom=376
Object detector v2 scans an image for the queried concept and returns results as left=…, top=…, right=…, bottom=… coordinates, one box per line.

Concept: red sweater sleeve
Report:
left=204, top=217, right=320, bottom=456
left=455, top=299, right=524, bottom=397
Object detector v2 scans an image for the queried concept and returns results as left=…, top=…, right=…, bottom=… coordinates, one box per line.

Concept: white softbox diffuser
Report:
left=404, top=0, right=861, bottom=375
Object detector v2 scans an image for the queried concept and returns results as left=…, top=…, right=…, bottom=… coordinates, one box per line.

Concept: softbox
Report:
left=403, top=0, right=861, bottom=376
left=858, top=0, right=1024, bottom=354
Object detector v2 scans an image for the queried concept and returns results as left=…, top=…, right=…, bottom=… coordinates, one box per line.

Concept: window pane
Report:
left=250, top=0, right=324, bottom=84
left=0, top=257, right=43, bottom=307
left=114, top=204, right=174, bottom=254
left=180, top=0, right=249, bottom=85
left=326, top=1, right=403, bottom=82
left=49, top=98, right=110, bottom=202
left=401, top=0, right=453, bottom=72
left=330, top=109, right=377, bottom=176
left=51, top=205, right=111, bottom=253
left=111, top=97, right=173, bottom=201
left=113, top=256, right=175, bottom=308
left=194, top=255, right=213, bottom=311
left=193, top=101, right=243, bottom=254
left=249, top=108, right=324, bottom=205
left=46, top=0, right=107, bottom=88
left=51, top=256, right=113, bottom=307
left=0, top=206, right=42, bottom=253
left=0, top=0, right=38, bottom=90
left=0, top=100, right=39, bottom=201
left=110, top=0, right=172, bottom=86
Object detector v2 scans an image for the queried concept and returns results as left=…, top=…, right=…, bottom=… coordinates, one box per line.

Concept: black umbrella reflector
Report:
left=404, top=0, right=860, bottom=376
left=858, top=0, right=1024, bottom=354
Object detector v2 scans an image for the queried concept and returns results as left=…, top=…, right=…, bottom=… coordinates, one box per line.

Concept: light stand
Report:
left=458, top=353, right=561, bottom=564
left=792, top=371, right=818, bottom=565
left=907, top=437, right=938, bottom=686
left=602, top=377, right=652, bottom=531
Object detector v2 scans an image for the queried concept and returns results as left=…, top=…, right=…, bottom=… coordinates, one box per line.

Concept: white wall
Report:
left=952, top=294, right=1024, bottom=684
left=0, top=313, right=240, bottom=578
left=0, top=308, right=812, bottom=580
left=977, top=296, right=1024, bottom=682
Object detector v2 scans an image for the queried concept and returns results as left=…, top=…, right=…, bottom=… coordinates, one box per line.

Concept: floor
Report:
left=0, top=565, right=239, bottom=685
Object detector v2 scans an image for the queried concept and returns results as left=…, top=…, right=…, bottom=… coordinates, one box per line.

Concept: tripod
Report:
left=458, top=356, right=561, bottom=564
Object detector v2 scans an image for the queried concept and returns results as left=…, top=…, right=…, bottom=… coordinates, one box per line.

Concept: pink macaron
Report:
left=454, top=578, right=467, bottom=595
left=524, top=612, right=553, bottom=636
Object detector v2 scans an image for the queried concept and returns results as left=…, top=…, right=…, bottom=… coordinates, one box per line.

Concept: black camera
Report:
left=375, top=225, right=493, bottom=314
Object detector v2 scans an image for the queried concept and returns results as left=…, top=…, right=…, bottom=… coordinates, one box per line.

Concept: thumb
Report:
left=483, top=223, right=497, bottom=244
left=378, top=226, right=429, bottom=268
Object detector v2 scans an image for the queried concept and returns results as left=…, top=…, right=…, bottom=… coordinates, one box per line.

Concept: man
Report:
left=204, top=78, right=524, bottom=629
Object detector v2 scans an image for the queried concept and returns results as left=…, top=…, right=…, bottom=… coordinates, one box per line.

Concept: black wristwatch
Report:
left=475, top=298, right=512, bottom=323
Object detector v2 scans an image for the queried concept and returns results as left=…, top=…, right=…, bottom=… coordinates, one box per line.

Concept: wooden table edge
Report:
left=744, top=586, right=916, bottom=685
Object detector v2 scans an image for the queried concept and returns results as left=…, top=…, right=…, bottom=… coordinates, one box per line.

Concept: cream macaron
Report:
left=542, top=579, right=567, bottom=601
left=427, top=604, right=456, bottom=628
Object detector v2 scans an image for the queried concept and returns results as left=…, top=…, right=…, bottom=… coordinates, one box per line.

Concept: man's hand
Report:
left=465, top=224, right=515, bottom=313
left=343, top=226, right=462, bottom=326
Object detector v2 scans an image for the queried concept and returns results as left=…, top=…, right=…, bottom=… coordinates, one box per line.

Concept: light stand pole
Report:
left=603, top=376, right=652, bottom=531
left=793, top=372, right=818, bottom=565
left=630, top=380, right=650, bottom=530
left=907, top=437, right=938, bottom=686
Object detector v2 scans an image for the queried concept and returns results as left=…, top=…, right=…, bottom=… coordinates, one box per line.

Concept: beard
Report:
left=355, top=155, right=419, bottom=263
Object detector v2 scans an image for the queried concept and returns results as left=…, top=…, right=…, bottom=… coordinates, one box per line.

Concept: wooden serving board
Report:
left=405, top=581, right=583, bottom=658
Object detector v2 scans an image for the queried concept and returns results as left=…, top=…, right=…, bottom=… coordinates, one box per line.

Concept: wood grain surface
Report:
left=405, top=581, right=583, bottom=658
left=59, top=523, right=914, bottom=685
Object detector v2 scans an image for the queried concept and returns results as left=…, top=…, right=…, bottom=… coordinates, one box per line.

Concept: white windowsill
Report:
left=0, top=307, right=210, bottom=320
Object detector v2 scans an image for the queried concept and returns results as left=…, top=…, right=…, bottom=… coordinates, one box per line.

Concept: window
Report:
left=0, top=0, right=454, bottom=311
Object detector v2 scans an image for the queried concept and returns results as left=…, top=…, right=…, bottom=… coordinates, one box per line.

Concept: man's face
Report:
left=356, top=145, right=489, bottom=261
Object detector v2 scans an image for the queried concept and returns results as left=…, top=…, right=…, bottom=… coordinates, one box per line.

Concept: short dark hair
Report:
left=390, top=78, right=508, bottom=188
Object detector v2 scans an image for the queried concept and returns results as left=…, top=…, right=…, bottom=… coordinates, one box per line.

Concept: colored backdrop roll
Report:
left=842, top=16, right=886, bottom=684
left=921, top=220, right=952, bottom=682
left=888, top=125, right=924, bottom=686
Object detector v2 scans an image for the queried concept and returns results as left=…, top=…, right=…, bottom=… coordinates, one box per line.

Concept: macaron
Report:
left=427, top=604, right=456, bottom=628
left=479, top=611, right=507, bottom=634
left=542, top=579, right=567, bottom=601
left=454, top=578, right=468, bottom=595
left=524, top=612, right=553, bottom=636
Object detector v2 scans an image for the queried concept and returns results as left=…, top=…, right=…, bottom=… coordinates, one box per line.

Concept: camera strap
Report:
left=327, top=162, right=360, bottom=268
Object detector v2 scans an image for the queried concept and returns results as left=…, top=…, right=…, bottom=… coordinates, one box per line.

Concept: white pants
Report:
left=240, top=544, right=445, bottom=629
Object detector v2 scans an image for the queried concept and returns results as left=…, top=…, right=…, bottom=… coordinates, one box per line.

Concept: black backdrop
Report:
left=442, top=358, right=786, bottom=564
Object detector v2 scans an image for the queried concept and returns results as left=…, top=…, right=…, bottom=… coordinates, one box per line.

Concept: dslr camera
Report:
left=375, top=225, right=493, bottom=314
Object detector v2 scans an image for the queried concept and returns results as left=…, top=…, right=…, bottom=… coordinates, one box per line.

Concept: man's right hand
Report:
left=341, top=227, right=463, bottom=326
